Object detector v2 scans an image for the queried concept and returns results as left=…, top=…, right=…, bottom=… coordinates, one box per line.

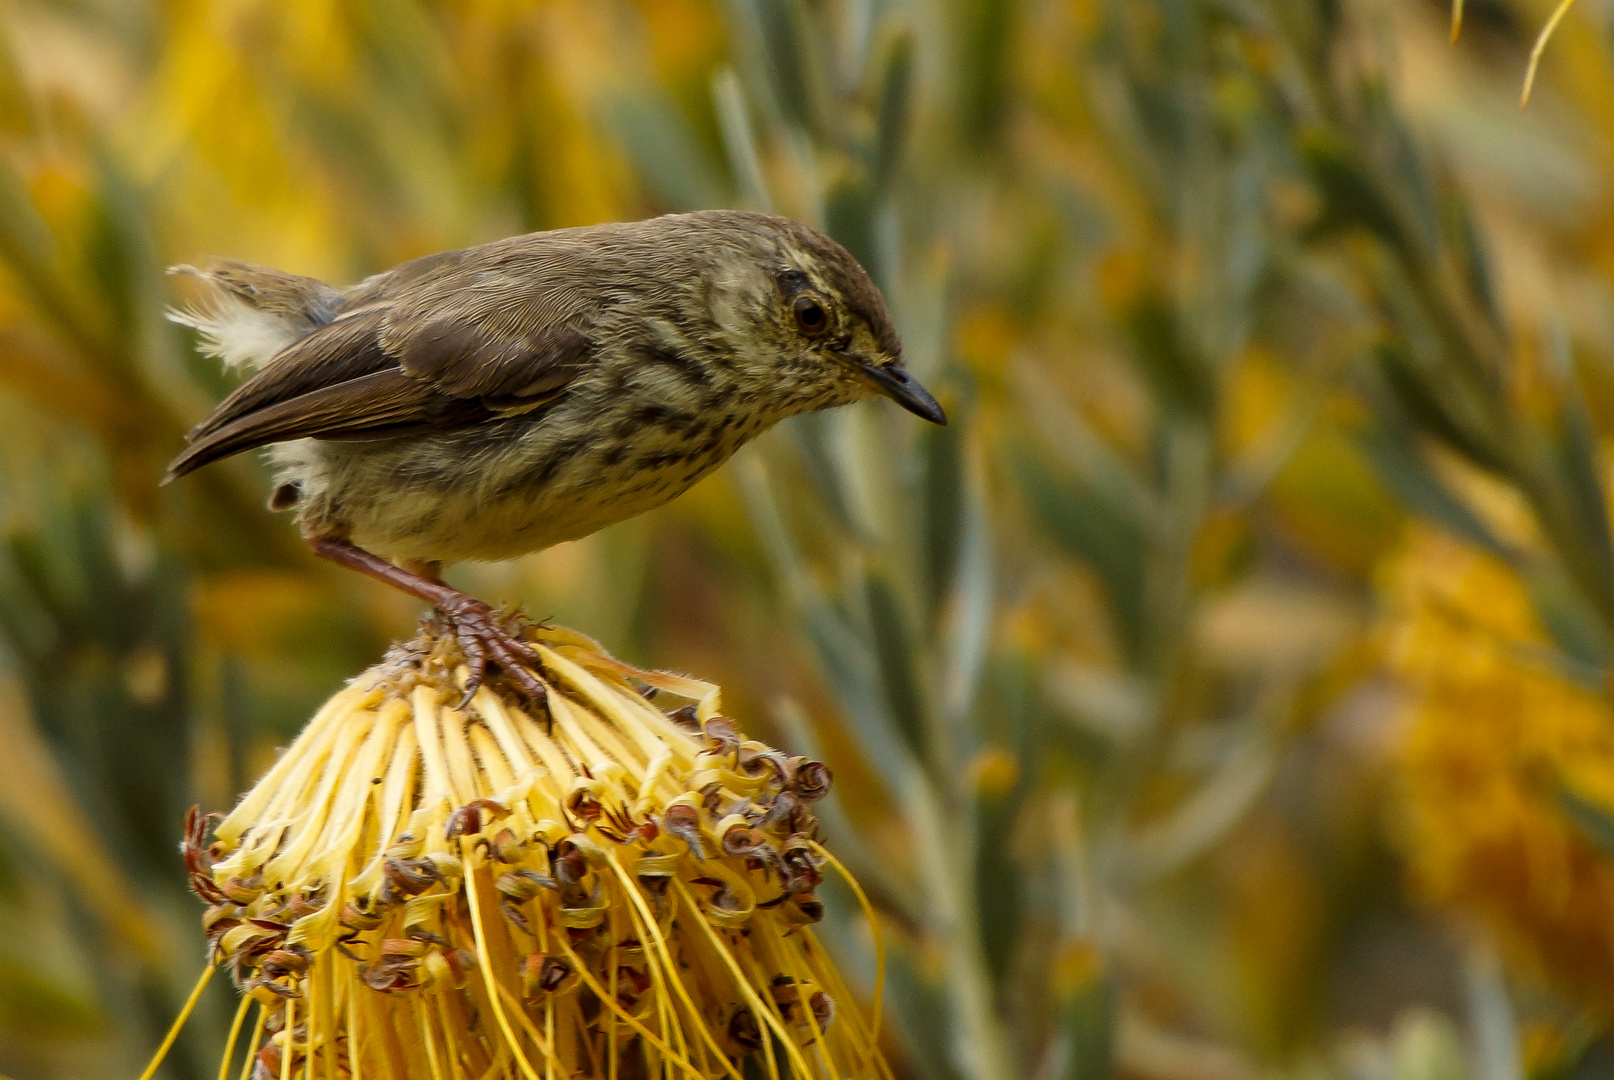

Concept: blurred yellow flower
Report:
left=151, top=623, right=886, bottom=1080
left=1383, top=522, right=1614, bottom=1005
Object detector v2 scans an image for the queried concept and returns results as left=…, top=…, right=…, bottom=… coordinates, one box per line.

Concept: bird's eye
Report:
left=793, top=297, right=829, bottom=338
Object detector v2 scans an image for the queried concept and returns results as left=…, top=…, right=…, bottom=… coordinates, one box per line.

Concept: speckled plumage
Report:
left=167, top=210, right=942, bottom=564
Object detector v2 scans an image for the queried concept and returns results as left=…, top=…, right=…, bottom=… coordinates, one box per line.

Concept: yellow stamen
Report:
left=609, top=915, right=619, bottom=1080
left=411, top=995, right=444, bottom=1080
left=544, top=993, right=555, bottom=1080
left=606, top=852, right=743, bottom=1080
left=238, top=1006, right=265, bottom=1080
left=280, top=999, right=293, bottom=1080
left=303, top=963, right=316, bottom=1080
left=347, top=987, right=362, bottom=1080
left=549, top=919, right=707, bottom=1079
left=460, top=837, right=543, bottom=1080
left=811, top=840, right=885, bottom=1045
left=1522, top=0, right=1577, bottom=106
left=672, top=879, right=815, bottom=1080
left=778, top=947, right=832, bottom=1079
left=135, top=962, right=215, bottom=1080
left=217, top=992, right=253, bottom=1080
left=491, top=981, right=558, bottom=1059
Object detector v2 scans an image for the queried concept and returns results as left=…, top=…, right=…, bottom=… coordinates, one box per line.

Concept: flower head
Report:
left=177, top=621, right=887, bottom=1080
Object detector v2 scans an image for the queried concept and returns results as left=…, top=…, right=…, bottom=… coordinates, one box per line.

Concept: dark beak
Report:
left=855, top=359, right=947, bottom=425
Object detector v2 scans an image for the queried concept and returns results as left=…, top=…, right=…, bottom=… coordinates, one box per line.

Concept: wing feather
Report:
left=165, top=237, right=600, bottom=482
left=166, top=370, right=493, bottom=479
left=185, top=310, right=393, bottom=442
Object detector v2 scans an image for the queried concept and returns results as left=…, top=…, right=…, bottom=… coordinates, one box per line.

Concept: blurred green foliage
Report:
left=4, top=1, right=1614, bottom=1079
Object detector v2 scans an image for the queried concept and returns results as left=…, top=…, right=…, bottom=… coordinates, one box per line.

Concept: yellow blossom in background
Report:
left=1383, top=520, right=1614, bottom=1006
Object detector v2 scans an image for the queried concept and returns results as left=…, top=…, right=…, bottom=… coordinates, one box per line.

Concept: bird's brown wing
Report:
left=165, top=248, right=598, bottom=482
left=377, top=252, right=599, bottom=404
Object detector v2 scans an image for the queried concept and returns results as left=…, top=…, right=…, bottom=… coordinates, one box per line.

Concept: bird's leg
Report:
left=307, top=535, right=548, bottom=709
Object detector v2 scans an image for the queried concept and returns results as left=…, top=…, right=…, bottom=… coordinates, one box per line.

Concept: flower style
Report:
left=163, top=620, right=887, bottom=1080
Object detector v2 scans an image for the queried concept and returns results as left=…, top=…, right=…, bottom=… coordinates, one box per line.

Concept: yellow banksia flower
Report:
left=157, top=621, right=888, bottom=1080
left=1384, top=525, right=1614, bottom=1006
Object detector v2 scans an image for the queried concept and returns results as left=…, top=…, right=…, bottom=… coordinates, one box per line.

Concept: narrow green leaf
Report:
left=1375, top=344, right=1506, bottom=474
left=823, top=172, right=878, bottom=277
left=956, top=0, right=1014, bottom=149
left=711, top=67, right=774, bottom=212
left=883, top=950, right=968, bottom=1080
left=920, top=419, right=965, bottom=620
left=0, top=157, right=107, bottom=355
left=0, top=19, right=36, bottom=140
left=0, top=154, right=57, bottom=281
left=1544, top=335, right=1614, bottom=616
left=0, top=956, right=102, bottom=1038
left=864, top=572, right=926, bottom=762
left=942, top=445, right=994, bottom=725
left=1442, top=193, right=1502, bottom=334
left=1460, top=944, right=1523, bottom=1080
left=787, top=410, right=869, bottom=539
left=1526, top=566, right=1612, bottom=680
left=1356, top=424, right=1513, bottom=561
left=1128, top=294, right=1214, bottom=420
left=872, top=27, right=915, bottom=193
left=748, top=0, right=833, bottom=138
left=974, top=655, right=1035, bottom=989
left=1016, top=366, right=1160, bottom=538
left=1055, top=973, right=1115, bottom=1080
left=606, top=93, right=730, bottom=211
left=1015, top=449, right=1146, bottom=662
left=87, top=146, right=193, bottom=413
left=974, top=783, right=1023, bottom=989
left=736, top=459, right=914, bottom=792
left=1367, top=84, right=1443, bottom=259
left=1301, top=131, right=1410, bottom=257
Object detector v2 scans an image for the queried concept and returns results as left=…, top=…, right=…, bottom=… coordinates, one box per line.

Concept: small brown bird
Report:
left=166, top=209, right=944, bottom=700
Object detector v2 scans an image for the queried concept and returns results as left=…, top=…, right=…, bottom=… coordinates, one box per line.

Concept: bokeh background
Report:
left=4, top=0, right=1614, bottom=1078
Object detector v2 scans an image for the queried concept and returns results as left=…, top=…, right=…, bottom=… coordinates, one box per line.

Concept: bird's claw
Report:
left=437, top=599, right=549, bottom=714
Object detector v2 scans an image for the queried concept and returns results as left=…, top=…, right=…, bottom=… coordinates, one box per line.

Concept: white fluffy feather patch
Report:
left=167, top=291, right=298, bottom=372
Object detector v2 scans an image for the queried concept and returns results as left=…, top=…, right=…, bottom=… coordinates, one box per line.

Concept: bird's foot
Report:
left=433, top=597, right=549, bottom=712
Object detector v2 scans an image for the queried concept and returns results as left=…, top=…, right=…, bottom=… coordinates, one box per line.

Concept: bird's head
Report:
left=701, top=212, right=946, bottom=426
